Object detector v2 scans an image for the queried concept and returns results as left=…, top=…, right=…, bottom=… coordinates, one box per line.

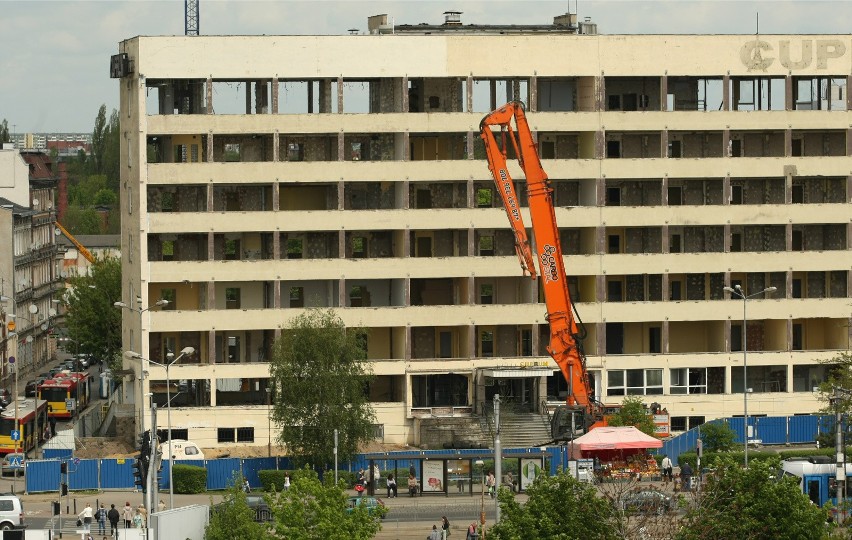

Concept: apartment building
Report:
left=0, top=147, right=61, bottom=381
left=115, top=13, right=852, bottom=449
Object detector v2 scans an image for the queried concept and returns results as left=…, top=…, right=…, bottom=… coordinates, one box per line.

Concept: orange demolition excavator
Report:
left=480, top=101, right=606, bottom=440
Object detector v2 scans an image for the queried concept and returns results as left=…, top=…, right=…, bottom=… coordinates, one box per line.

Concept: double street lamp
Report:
left=723, top=284, right=776, bottom=467
left=125, top=346, right=195, bottom=511
left=114, top=299, right=169, bottom=439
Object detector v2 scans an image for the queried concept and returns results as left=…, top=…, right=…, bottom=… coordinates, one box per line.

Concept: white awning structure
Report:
left=480, top=368, right=554, bottom=379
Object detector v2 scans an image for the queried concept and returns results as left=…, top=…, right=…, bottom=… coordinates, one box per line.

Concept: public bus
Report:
left=0, top=398, right=48, bottom=454
left=37, top=372, right=91, bottom=419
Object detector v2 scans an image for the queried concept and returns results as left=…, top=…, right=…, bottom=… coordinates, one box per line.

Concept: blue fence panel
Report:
left=43, top=449, right=72, bottom=460
left=26, top=460, right=61, bottom=493
left=206, top=458, right=241, bottom=490
left=242, top=457, right=277, bottom=489
left=659, top=425, right=701, bottom=466
left=100, top=458, right=135, bottom=489
left=789, top=415, right=820, bottom=444
left=68, top=459, right=99, bottom=490
left=276, top=457, right=294, bottom=472
left=754, top=416, right=787, bottom=444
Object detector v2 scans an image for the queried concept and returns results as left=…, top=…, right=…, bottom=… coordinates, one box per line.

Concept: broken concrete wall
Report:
left=369, top=231, right=393, bottom=258
left=747, top=272, right=767, bottom=295
left=370, top=77, right=401, bottom=113
left=176, top=234, right=205, bottom=261
left=624, top=228, right=662, bottom=254
left=560, top=230, right=582, bottom=255
left=744, top=226, right=784, bottom=252
left=433, top=230, right=454, bottom=257
left=668, top=78, right=699, bottom=110
left=686, top=274, right=706, bottom=300
left=648, top=275, right=662, bottom=301
left=625, top=275, right=644, bottom=301
left=495, top=326, right=518, bottom=357
left=605, top=77, right=662, bottom=110
left=769, top=272, right=786, bottom=293
left=344, top=182, right=395, bottom=210
left=494, top=230, right=515, bottom=256
left=708, top=273, right=725, bottom=300
left=803, top=177, right=846, bottom=203
left=621, top=134, right=661, bottom=158
left=807, top=271, right=826, bottom=298
left=306, top=232, right=337, bottom=258
left=555, top=181, right=580, bottom=206
left=683, top=181, right=705, bottom=205
left=148, top=236, right=162, bottom=261
left=830, top=271, right=848, bottom=297
left=682, top=133, right=725, bottom=158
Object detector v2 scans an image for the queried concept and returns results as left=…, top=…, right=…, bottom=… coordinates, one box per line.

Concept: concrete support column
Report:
left=405, top=325, right=412, bottom=361
left=787, top=318, right=793, bottom=352
left=467, top=132, right=474, bottom=160
left=403, top=227, right=411, bottom=258
left=660, top=73, right=668, bottom=111
left=723, top=223, right=731, bottom=252
left=469, top=323, right=477, bottom=360
left=847, top=75, right=852, bottom=111
left=785, top=171, right=793, bottom=204
left=661, top=224, right=669, bottom=253
left=467, top=179, right=474, bottom=208
left=466, top=76, right=473, bottom=113
left=338, top=181, right=345, bottom=210
left=662, top=319, right=669, bottom=354
left=337, top=132, right=345, bottom=161
left=337, top=76, right=344, bottom=114
left=531, top=323, right=540, bottom=358
left=467, top=227, right=475, bottom=257
left=661, top=176, right=668, bottom=205
left=529, top=73, right=538, bottom=111
left=722, top=74, right=730, bottom=111
left=273, top=130, right=279, bottom=162
left=467, top=276, right=475, bottom=305
left=660, top=129, right=668, bottom=158
left=206, top=77, right=213, bottom=114
left=662, top=273, right=669, bottom=303
left=338, top=231, right=345, bottom=259
left=207, top=231, right=214, bottom=261
left=786, top=364, right=794, bottom=393
left=207, top=184, right=214, bottom=213
left=597, top=74, right=605, bottom=111
left=724, top=364, right=732, bottom=394
left=595, top=275, right=605, bottom=303
left=271, top=77, right=278, bottom=114
left=784, top=128, right=792, bottom=157
left=339, top=278, right=347, bottom=308
left=207, top=132, right=214, bottom=162
left=245, top=82, right=251, bottom=114
left=597, top=323, right=606, bottom=358
left=723, top=174, right=731, bottom=204
left=722, top=129, right=730, bottom=158
left=785, top=75, right=793, bottom=111
left=208, top=328, right=216, bottom=365
left=401, top=76, right=409, bottom=113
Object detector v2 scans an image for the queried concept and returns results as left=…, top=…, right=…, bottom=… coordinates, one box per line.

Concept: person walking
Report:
left=121, top=501, right=133, bottom=529
left=107, top=504, right=120, bottom=537
left=428, top=524, right=441, bottom=540
left=78, top=502, right=93, bottom=537
left=466, top=522, right=478, bottom=540
left=95, top=503, right=107, bottom=535
left=137, top=504, right=148, bottom=528
left=681, top=462, right=693, bottom=491
left=441, top=516, right=451, bottom=540
left=661, top=455, right=673, bottom=485
left=132, top=508, right=142, bottom=528
left=283, top=473, right=291, bottom=491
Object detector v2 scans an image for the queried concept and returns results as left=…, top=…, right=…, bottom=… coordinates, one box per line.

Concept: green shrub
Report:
left=258, top=470, right=289, bottom=492
left=172, top=464, right=207, bottom=494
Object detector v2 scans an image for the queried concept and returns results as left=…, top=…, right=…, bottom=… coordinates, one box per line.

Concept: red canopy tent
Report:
left=569, top=426, right=663, bottom=461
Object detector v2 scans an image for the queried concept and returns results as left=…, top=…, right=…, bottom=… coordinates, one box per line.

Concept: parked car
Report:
left=619, top=489, right=673, bottom=515
left=64, top=359, right=76, bottom=371
left=246, top=496, right=273, bottom=522
left=346, top=496, right=386, bottom=518
left=0, top=493, right=24, bottom=530
left=0, top=454, right=24, bottom=478
left=24, top=379, right=42, bottom=398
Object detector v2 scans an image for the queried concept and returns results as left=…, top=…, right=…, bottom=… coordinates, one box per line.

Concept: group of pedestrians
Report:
left=427, top=516, right=451, bottom=540
left=76, top=499, right=166, bottom=539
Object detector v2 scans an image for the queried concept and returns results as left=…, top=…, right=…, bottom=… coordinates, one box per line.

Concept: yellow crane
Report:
left=55, top=222, right=94, bottom=263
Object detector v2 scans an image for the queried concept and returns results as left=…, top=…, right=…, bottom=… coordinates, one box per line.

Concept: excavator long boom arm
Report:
left=480, top=101, right=596, bottom=423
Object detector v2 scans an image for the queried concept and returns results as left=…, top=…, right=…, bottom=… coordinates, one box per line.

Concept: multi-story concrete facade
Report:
left=117, top=14, right=852, bottom=450
left=0, top=147, right=61, bottom=382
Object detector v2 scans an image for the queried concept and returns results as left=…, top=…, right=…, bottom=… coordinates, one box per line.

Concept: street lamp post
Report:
left=475, top=459, right=486, bottom=539
left=114, top=300, right=169, bottom=442
left=723, top=284, right=776, bottom=467
left=125, top=346, right=194, bottom=510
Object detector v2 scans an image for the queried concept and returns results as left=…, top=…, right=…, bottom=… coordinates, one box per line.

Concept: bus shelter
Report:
left=363, top=449, right=549, bottom=497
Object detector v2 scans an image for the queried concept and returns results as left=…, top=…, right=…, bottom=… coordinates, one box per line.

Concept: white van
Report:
left=159, top=439, right=205, bottom=461
left=0, top=494, right=24, bottom=530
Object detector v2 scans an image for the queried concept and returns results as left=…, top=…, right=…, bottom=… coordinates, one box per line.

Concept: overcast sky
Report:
left=1, top=0, right=851, bottom=134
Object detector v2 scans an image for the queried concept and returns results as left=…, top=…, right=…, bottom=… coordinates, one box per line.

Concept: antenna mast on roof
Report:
left=186, top=0, right=200, bottom=36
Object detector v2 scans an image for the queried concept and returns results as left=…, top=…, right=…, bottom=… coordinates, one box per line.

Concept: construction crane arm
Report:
left=56, top=222, right=95, bottom=263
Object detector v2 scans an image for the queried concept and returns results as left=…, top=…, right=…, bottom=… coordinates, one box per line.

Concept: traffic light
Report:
left=60, top=462, right=67, bottom=474
left=133, top=457, right=148, bottom=492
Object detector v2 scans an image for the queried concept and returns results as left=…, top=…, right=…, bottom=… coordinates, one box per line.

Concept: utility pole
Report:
left=493, top=394, right=502, bottom=524
left=148, top=402, right=158, bottom=524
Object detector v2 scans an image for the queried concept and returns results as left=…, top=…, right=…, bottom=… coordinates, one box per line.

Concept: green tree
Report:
left=63, top=256, right=122, bottom=370
left=205, top=479, right=267, bottom=540
left=267, top=468, right=383, bottom=540
left=93, top=188, right=118, bottom=207
left=677, top=458, right=828, bottom=540
left=489, top=468, right=619, bottom=540
left=698, top=421, right=737, bottom=452
left=0, top=119, right=9, bottom=143
left=103, top=108, right=121, bottom=191
left=91, top=104, right=107, bottom=175
left=606, top=395, right=656, bottom=436
left=62, top=206, right=102, bottom=235
left=269, top=309, right=375, bottom=467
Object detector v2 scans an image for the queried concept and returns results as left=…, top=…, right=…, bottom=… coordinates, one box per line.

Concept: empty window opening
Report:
left=350, top=286, right=364, bottom=307
left=289, top=287, right=304, bottom=308
left=480, top=284, right=493, bottom=305
left=670, top=280, right=682, bottom=301
left=416, top=236, right=432, bottom=257
left=792, top=184, right=804, bottom=204
left=730, top=185, right=743, bottom=205
left=606, top=187, right=621, bottom=206
left=480, top=331, right=494, bottom=357
left=606, top=140, right=621, bottom=158
left=668, top=186, right=683, bottom=206
left=649, top=327, right=661, bottom=354
left=477, top=188, right=493, bottom=208
left=607, top=235, right=621, bottom=254
left=225, top=287, right=240, bottom=309
left=668, top=140, right=682, bottom=158
left=479, top=235, right=494, bottom=256
left=223, top=143, right=241, bottom=162
left=352, top=236, right=367, bottom=258
left=225, top=239, right=240, bottom=260
left=287, top=238, right=303, bottom=259
left=162, top=240, right=175, bottom=261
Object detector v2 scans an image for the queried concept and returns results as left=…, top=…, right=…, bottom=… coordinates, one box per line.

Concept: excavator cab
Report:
left=550, top=406, right=594, bottom=441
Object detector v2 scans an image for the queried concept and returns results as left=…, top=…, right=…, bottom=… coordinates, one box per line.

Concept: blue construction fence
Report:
left=658, top=414, right=832, bottom=466
left=24, top=448, right=559, bottom=494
